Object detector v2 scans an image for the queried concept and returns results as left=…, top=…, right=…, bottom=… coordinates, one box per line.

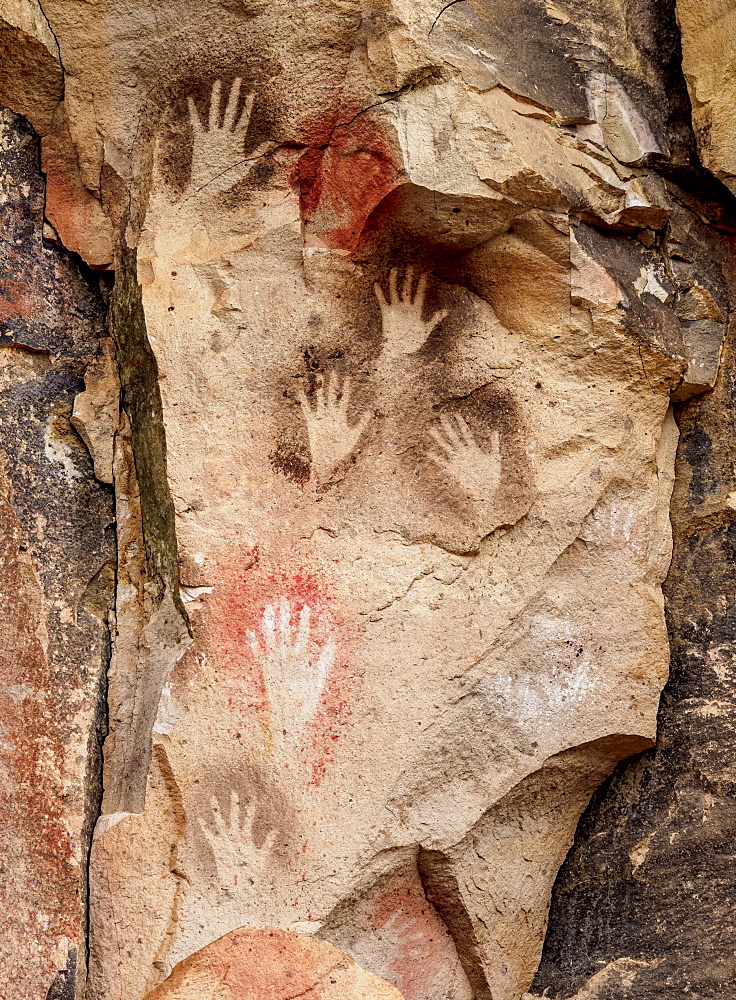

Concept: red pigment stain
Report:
left=371, top=874, right=468, bottom=1000
left=41, top=124, right=112, bottom=266
left=208, top=547, right=359, bottom=778
left=0, top=468, right=80, bottom=991
left=0, top=279, right=43, bottom=320
left=290, top=111, right=402, bottom=253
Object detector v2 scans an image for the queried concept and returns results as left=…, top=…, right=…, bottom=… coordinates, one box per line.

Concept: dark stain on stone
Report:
left=682, top=426, right=716, bottom=508
left=270, top=434, right=311, bottom=486
left=533, top=271, right=736, bottom=997
left=46, top=949, right=77, bottom=1000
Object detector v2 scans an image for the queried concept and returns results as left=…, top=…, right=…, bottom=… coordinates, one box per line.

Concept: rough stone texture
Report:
left=530, top=245, right=736, bottom=998
left=1, top=3, right=736, bottom=1000
left=677, top=0, right=736, bottom=196
left=0, top=108, right=114, bottom=996
left=142, top=927, right=403, bottom=1000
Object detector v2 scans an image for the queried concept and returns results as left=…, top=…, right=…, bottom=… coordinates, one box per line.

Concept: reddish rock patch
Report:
left=144, top=927, right=404, bottom=1000
left=371, top=872, right=471, bottom=1000
left=291, top=112, right=403, bottom=252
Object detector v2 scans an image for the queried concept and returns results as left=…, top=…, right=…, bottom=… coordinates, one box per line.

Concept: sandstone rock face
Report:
left=530, top=246, right=736, bottom=998
left=142, top=927, right=403, bottom=1000
left=677, top=0, right=736, bottom=195
left=1, top=2, right=735, bottom=999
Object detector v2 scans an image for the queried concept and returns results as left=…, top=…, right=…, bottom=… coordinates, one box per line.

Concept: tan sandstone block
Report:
left=144, top=927, right=405, bottom=1000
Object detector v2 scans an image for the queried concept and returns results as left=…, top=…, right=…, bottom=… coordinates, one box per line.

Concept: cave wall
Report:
left=533, top=262, right=736, bottom=999
left=0, top=2, right=734, bottom=999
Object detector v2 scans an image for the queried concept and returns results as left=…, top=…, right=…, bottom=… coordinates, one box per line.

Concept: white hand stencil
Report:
left=247, top=598, right=335, bottom=746
left=428, top=413, right=502, bottom=501
left=298, top=373, right=371, bottom=481
left=187, top=78, right=256, bottom=194
left=374, top=266, right=449, bottom=359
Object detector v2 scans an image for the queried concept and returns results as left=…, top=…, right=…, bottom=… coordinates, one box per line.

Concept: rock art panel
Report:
left=89, top=55, right=686, bottom=1000
left=1, top=2, right=733, bottom=999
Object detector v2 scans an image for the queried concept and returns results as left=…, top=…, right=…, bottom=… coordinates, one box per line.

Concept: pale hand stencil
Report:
left=200, top=789, right=277, bottom=892
left=247, top=598, right=335, bottom=745
left=298, top=373, right=371, bottom=481
left=187, top=78, right=257, bottom=195
left=428, top=414, right=502, bottom=501
left=374, top=266, right=449, bottom=359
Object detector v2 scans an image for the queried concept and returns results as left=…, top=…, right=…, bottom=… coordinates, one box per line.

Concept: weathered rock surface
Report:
left=142, top=927, right=403, bottom=1000
left=1, top=2, right=735, bottom=999
left=677, top=0, right=736, bottom=196
left=0, top=108, right=114, bottom=996
left=530, top=245, right=736, bottom=998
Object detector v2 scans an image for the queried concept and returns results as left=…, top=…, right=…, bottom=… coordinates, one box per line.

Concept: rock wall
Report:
left=531, top=255, right=736, bottom=998
left=0, top=2, right=734, bottom=999
left=0, top=108, right=114, bottom=996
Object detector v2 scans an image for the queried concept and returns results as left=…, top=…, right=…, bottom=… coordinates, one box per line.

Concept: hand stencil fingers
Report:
left=356, top=409, right=372, bottom=437
left=439, top=411, right=463, bottom=448
left=429, top=424, right=454, bottom=456
left=314, top=380, right=327, bottom=410
left=262, top=603, right=277, bottom=655
left=374, top=281, right=388, bottom=309
left=236, top=93, right=255, bottom=135
left=455, top=413, right=476, bottom=448
left=294, top=604, right=310, bottom=660
left=299, top=367, right=369, bottom=477
left=427, top=307, right=449, bottom=333
left=261, top=829, right=278, bottom=855
left=187, top=95, right=204, bottom=132
left=297, top=386, right=312, bottom=416
left=339, top=375, right=352, bottom=410
left=222, top=77, right=242, bottom=130
left=388, top=266, right=399, bottom=304
left=427, top=414, right=503, bottom=498
left=229, top=789, right=241, bottom=834
left=208, top=79, right=222, bottom=130
left=316, top=637, right=335, bottom=688
left=414, top=270, right=428, bottom=308
left=210, top=795, right=226, bottom=836
left=277, top=598, right=292, bottom=653
left=247, top=629, right=266, bottom=669
left=402, top=265, right=415, bottom=302
left=326, top=372, right=339, bottom=409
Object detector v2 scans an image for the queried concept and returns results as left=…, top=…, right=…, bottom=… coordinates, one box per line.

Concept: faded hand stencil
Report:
left=183, top=78, right=278, bottom=204
left=374, top=266, right=449, bottom=361
left=186, top=79, right=257, bottom=195
left=201, top=789, right=277, bottom=892
left=428, top=414, right=502, bottom=501
left=294, top=267, right=513, bottom=527
left=298, top=375, right=372, bottom=482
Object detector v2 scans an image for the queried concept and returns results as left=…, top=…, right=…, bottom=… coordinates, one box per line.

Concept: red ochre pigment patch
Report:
left=291, top=112, right=402, bottom=252
left=0, top=278, right=43, bottom=320
left=208, top=548, right=359, bottom=777
left=144, top=927, right=402, bottom=1000
left=371, top=874, right=467, bottom=1000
